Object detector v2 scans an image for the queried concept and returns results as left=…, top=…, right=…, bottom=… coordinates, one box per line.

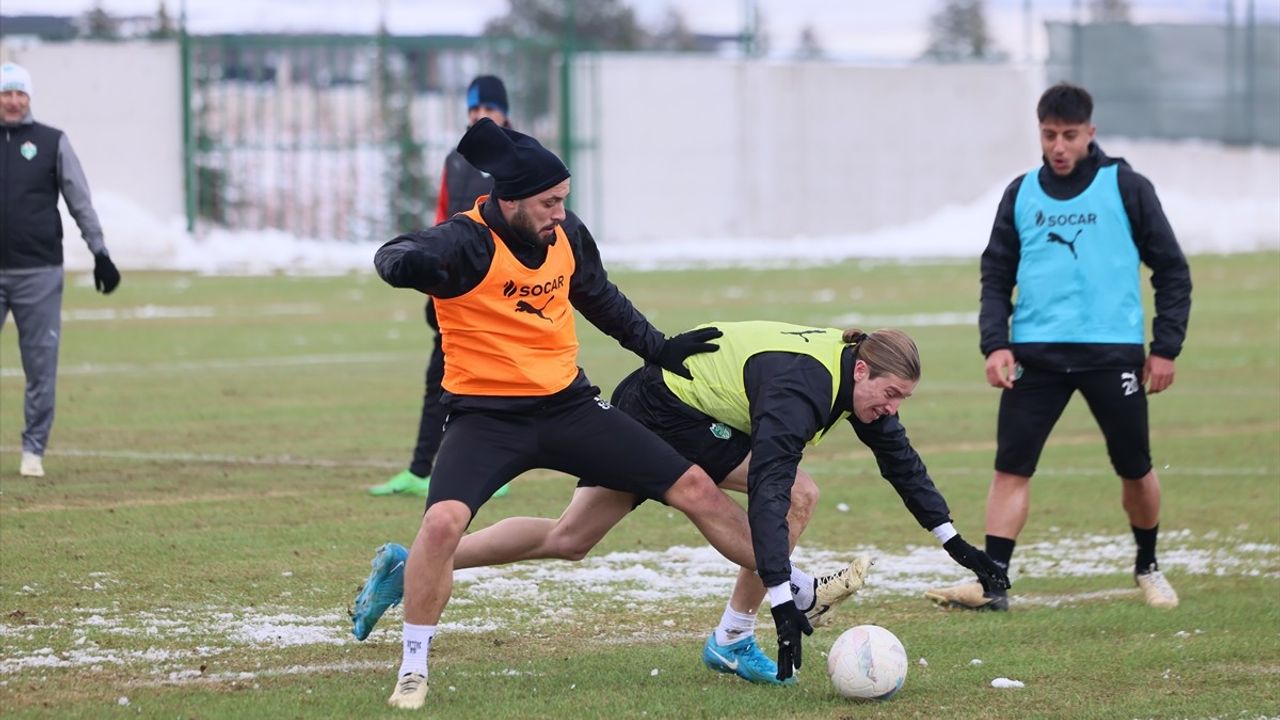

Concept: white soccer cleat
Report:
left=19, top=452, right=44, bottom=478
left=807, top=555, right=874, bottom=627
left=923, top=581, right=1009, bottom=612
left=387, top=672, right=428, bottom=709
left=1135, top=565, right=1179, bottom=609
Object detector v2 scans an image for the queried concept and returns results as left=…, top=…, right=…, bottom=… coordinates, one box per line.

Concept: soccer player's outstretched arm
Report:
left=852, top=415, right=1010, bottom=591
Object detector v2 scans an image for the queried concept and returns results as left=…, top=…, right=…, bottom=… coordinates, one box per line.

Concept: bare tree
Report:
left=921, top=0, right=1004, bottom=62
left=484, top=0, right=649, bottom=51
left=1089, top=0, right=1132, bottom=23
left=84, top=2, right=120, bottom=40
left=795, top=25, right=824, bottom=60
left=150, top=0, right=177, bottom=39
left=651, top=6, right=699, bottom=52
left=744, top=3, right=771, bottom=57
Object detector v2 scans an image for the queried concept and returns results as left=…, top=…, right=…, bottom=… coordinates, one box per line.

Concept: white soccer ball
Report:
left=826, top=624, right=908, bottom=700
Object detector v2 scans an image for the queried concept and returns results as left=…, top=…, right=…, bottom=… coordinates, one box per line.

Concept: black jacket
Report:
left=979, top=143, right=1192, bottom=371
left=1, top=118, right=106, bottom=270
left=435, top=149, right=494, bottom=223
left=375, top=198, right=667, bottom=412
left=743, top=346, right=952, bottom=587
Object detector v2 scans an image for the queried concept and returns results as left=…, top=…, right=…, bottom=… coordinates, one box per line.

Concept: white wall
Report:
left=572, top=55, right=1044, bottom=245
left=0, top=44, right=1271, bottom=273
left=1, top=41, right=184, bottom=265
left=1104, top=138, right=1280, bottom=253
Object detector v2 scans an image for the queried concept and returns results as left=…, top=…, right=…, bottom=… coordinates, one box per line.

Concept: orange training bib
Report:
left=433, top=196, right=580, bottom=396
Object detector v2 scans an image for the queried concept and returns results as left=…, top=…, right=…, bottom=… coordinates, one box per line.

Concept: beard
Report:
left=510, top=205, right=554, bottom=246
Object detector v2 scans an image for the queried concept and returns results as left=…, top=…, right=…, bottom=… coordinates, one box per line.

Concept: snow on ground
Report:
left=1, top=531, right=1274, bottom=676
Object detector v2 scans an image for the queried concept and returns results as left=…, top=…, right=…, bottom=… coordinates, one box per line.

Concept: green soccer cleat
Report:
left=369, top=470, right=429, bottom=497
left=492, top=482, right=511, bottom=498
left=402, top=475, right=432, bottom=497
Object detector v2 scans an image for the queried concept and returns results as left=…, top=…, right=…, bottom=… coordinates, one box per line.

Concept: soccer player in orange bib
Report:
left=373, top=119, right=804, bottom=709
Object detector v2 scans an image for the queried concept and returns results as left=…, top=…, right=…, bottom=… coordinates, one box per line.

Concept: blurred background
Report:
left=1, top=0, right=1277, bottom=273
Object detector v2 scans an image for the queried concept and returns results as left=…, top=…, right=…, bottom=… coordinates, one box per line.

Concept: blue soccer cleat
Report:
left=702, top=633, right=796, bottom=686
left=350, top=543, right=409, bottom=640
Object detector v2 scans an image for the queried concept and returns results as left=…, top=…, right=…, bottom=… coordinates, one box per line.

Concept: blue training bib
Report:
left=1010, top=164, right=1144, bottom=345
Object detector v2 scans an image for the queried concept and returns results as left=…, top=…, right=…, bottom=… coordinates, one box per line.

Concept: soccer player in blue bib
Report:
left=927, top=82, right=1192, bottom=612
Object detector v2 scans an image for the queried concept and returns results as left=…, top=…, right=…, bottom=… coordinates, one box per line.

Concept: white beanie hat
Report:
left=0, top=63, right=33, bottom=98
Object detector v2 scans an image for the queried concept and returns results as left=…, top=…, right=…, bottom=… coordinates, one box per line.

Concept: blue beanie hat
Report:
left=466, top=75, right=508, bottom=115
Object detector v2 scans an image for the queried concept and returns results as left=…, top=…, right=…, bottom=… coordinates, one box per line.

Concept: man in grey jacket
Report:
left=0, top=62, right=120, bottom=477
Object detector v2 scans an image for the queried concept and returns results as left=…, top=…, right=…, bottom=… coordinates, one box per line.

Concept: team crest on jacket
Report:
left=20, top=141, right=37, bottom=160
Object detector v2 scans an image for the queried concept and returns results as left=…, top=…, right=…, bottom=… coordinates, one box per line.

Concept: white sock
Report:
left=398, top=622, right=435, bottom=677
left=790, top=568, right=816, bottom=612
left=714, top=603, right=757, bottom=646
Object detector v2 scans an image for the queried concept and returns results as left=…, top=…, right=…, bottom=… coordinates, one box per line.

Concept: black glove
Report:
left=654, top=327, right=722, bottom=380
left=943, top=535, right=1011, bottom=591
left=769, top=600, right=813, bottom=682
left=93, top=252, right=120, bottom=294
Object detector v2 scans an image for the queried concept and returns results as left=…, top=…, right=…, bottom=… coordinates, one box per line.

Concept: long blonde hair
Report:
left=842, top=328, right=921, bottom=381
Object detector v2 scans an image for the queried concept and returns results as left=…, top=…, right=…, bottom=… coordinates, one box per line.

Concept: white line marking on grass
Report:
left=254, top=303, right=326, bottom=317
left=828, top=311, right=978, bottom=327
left=136, top=659, right=565, bottom=688
left=928, top=467, right=1278, bottom=478
left=59, top=303, right=324, bottom=323
left=133, top=659, right=392, bottom=687
left=62, top=305, right=217, bottom=322
left=824, top=420, right=1280, bottom=463
left=920, top=381, right=1280, bottom=397
left=1015, top=589, right=1139, bottom=608
left=0, top=446, right=400, bottom=470
left=0, top=351, right=422, bottom=378
left=2, top=446, right=1269, bottom=480
left=2, top=489, right=311, bottom=513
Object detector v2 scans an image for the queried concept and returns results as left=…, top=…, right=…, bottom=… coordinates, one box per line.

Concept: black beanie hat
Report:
left=458, top=118, right=570, bottom=201
left=466, top=75, right=509, bottom=115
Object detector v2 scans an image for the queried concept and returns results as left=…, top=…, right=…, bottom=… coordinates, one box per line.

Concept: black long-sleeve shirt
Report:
left=375, top=198, right=667, bottom=412
left=742, top=347, right=952, bottom=587
left=979, top=143, right=1192, bottom=371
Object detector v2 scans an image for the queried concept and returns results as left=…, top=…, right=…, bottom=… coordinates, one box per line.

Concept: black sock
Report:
left=1132, top=524, right=1159, bottom=574
left=985, top=535, right=1016, bottom=594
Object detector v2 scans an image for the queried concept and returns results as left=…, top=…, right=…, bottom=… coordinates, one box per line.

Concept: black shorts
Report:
left=428, top=390, right=694, bottom=518
left=995, top=364, right=1151, bottom=480
left=578, top=365, right=752, bottom=492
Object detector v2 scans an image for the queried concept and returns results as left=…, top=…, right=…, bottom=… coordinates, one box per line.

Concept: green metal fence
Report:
left=1045, top=19, right=1280, bottom=146
left=180, top=32, right=575, bottom=239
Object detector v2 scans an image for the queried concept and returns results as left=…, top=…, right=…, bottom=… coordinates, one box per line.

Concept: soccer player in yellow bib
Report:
left=353, top=321, right=1009, bottom=686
